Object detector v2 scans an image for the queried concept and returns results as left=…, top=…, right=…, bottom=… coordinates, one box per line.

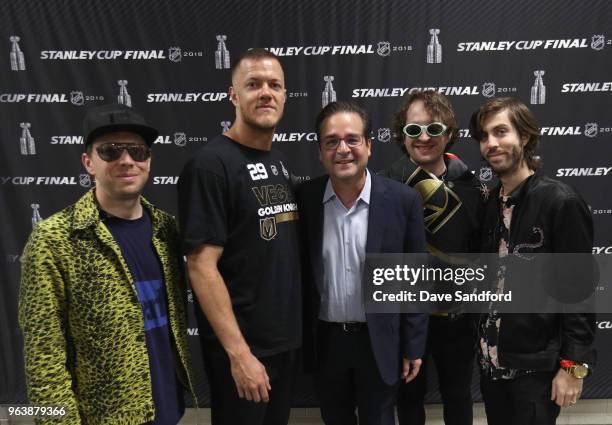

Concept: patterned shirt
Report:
left=479, top=184, right=533, bottom=380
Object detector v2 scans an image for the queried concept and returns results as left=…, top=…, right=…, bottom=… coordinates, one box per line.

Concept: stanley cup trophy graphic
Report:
left=31, top=204, right=42, bottom=229
left=19, top=122, right=36, bottom=155
left=530, top=70, right=546, bottom=105
left=117, top=80, right=132, bottom=107
left=322, top=76, right=337, bottom=108
left=215, top=35, right=230, bottom=69
left=220, top=121, right=232, bottom=132
left=9, top=36, right=26, bottom=71
left=426, top=29, right=442, bottom=64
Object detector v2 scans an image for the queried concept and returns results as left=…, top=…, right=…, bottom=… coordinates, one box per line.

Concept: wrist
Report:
left=226, top=341, right=252, bottom=362
left=560, top=358, right=590, bottom=379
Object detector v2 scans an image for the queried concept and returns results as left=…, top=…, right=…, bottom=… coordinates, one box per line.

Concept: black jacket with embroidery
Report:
left=480, top=171, right=596, bottom=370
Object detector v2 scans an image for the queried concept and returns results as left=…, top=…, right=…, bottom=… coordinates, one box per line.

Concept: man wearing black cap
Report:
left=19, top=104, right=196, bottom=424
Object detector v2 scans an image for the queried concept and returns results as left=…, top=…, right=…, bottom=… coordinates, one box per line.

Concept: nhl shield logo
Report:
left=260, top=217, right=277, bottom=241
left=168, top=47, right=182, bottom=62
left=377, top=41, right=391, bottom=57
left=270, top=164, right=279, bottom=175
left=591, top=35, right=605, bottom=51
left=70, top=91, right=84, bottom=106
left=79, top=173, right=92, bottom=188
left=584, top=123, right=598, bottom=138
left=174, top=132, right=187, bottom=147
left=479, top=167, right=493, bottom=182
left=377, top=128, right=391, bottom=143
left=482, top=83, right=496, bottom=98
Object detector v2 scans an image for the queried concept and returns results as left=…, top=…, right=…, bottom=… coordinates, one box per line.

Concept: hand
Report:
left=402, top=358, right=422, bottom=383
left=229, top=350, right=271, bottom=402
left=551, top=368, right=583, bottom=407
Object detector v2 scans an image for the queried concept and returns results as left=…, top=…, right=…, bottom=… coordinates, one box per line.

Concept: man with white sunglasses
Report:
left=19, top=103, right=196, bottom=424
left=380, top=90, right=485, bottom=425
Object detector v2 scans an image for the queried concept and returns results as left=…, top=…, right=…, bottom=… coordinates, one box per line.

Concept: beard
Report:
left=488, top=144, right=524, bottom=177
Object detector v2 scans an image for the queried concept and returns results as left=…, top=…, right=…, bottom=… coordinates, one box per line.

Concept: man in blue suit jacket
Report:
left=296, top=101, right=428, bottom=425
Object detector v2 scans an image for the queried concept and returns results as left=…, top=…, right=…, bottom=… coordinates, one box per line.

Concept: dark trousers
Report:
left=397, top=315, right=474, bottom=425
left=202, top=342, right=297, bottom=425
left=315, top=321, right=398, bottom=425
left=480, top=371, right=560, bottom=425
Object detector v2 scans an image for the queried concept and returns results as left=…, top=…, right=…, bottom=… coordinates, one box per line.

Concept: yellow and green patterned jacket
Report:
left=19, top=189, right=197, bottom=424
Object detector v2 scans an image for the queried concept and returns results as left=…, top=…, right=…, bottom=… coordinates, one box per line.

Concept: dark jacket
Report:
left=480, top=171, right=596, bottom=370
left=296, top=173, right=428, bottom=386
left=379, top=153, right=485, bottom=255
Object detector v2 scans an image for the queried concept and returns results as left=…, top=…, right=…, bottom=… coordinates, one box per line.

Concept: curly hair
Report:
left=391, top=90, right=459, bottom=154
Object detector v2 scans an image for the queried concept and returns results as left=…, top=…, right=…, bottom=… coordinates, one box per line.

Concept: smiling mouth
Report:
left=414, top=144, right=435, bottom=151
left=487, top=151, right=505, bottom=159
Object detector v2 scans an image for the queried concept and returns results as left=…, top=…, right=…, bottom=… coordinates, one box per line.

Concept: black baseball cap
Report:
left=83, top=103, right=158, bottom=146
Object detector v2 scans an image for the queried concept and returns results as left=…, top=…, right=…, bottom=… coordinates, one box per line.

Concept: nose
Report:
left=480, top=136, right=499, bottom=156
left=417, top=131, right=430, bottom=142
left=336, top=139, right=351, bottom=153
left=117, top=148, right=135, bottom=164
left=482, top=135, right=498, bottom=148
left=259, top=83, right=272, bottom=99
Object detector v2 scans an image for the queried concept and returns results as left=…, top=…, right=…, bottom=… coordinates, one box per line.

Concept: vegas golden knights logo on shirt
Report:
left=260, top=217, right=278, bottom=241
left=406, top=167, right=462, bottom=234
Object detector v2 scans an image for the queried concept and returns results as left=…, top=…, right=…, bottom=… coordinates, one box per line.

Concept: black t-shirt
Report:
left=103, top=210, right=183, bottom=425
left=178, top=135, right=301, bottom=357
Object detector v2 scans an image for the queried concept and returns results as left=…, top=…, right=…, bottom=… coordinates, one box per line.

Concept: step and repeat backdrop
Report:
left=1, top=0, right=611, bottom=407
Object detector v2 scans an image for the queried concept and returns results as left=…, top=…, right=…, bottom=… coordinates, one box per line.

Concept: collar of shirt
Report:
left=322, top=169, right=372, bottom=209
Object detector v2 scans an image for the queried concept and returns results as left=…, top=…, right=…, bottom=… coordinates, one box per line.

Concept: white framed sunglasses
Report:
left=403, top=122, right=448, bottom=139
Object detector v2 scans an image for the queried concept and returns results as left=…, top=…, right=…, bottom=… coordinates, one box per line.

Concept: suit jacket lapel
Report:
left=366, top=174, right=386, bottom=253
left=310, top=177, right=327, bottom=294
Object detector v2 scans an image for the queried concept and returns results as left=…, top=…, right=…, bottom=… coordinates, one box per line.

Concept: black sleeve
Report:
left=552, top=195, right=597, bottom=365
left=177, top=156, right=229, bottom=254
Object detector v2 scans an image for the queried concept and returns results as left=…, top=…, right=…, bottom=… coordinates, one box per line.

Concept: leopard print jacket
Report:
left=19, top=189, right=196, bottom=424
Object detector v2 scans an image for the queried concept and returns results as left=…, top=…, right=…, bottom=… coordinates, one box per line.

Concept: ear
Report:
left=521, top=134, right=529, bottom=146
left=282, top=88, right=287, bottom=103
left=82, top=152, right=94, bottom=175
left=229, top=86, right=238, bottom=106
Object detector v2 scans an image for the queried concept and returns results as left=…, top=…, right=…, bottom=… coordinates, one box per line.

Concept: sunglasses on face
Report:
left=322, top=135, right=365, bottom=150
left=403, top=122, right=448, bottom=139
left=95, top=143, right=151, bottom=162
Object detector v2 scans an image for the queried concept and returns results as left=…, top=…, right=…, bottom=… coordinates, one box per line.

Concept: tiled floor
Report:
left=179, top=400, right=612, bottom=424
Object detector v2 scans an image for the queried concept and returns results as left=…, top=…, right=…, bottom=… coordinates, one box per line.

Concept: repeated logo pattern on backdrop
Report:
left=1, top=0, right=611, bottom=406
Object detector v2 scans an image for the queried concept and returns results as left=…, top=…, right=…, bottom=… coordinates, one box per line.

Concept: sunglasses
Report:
left=95, top=143, right=151, bottom=162
left=403, top=122, right=448, bottom=139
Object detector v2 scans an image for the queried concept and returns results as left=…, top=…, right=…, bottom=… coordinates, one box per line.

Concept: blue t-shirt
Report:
left=104, top=209, right=183, bottom=425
